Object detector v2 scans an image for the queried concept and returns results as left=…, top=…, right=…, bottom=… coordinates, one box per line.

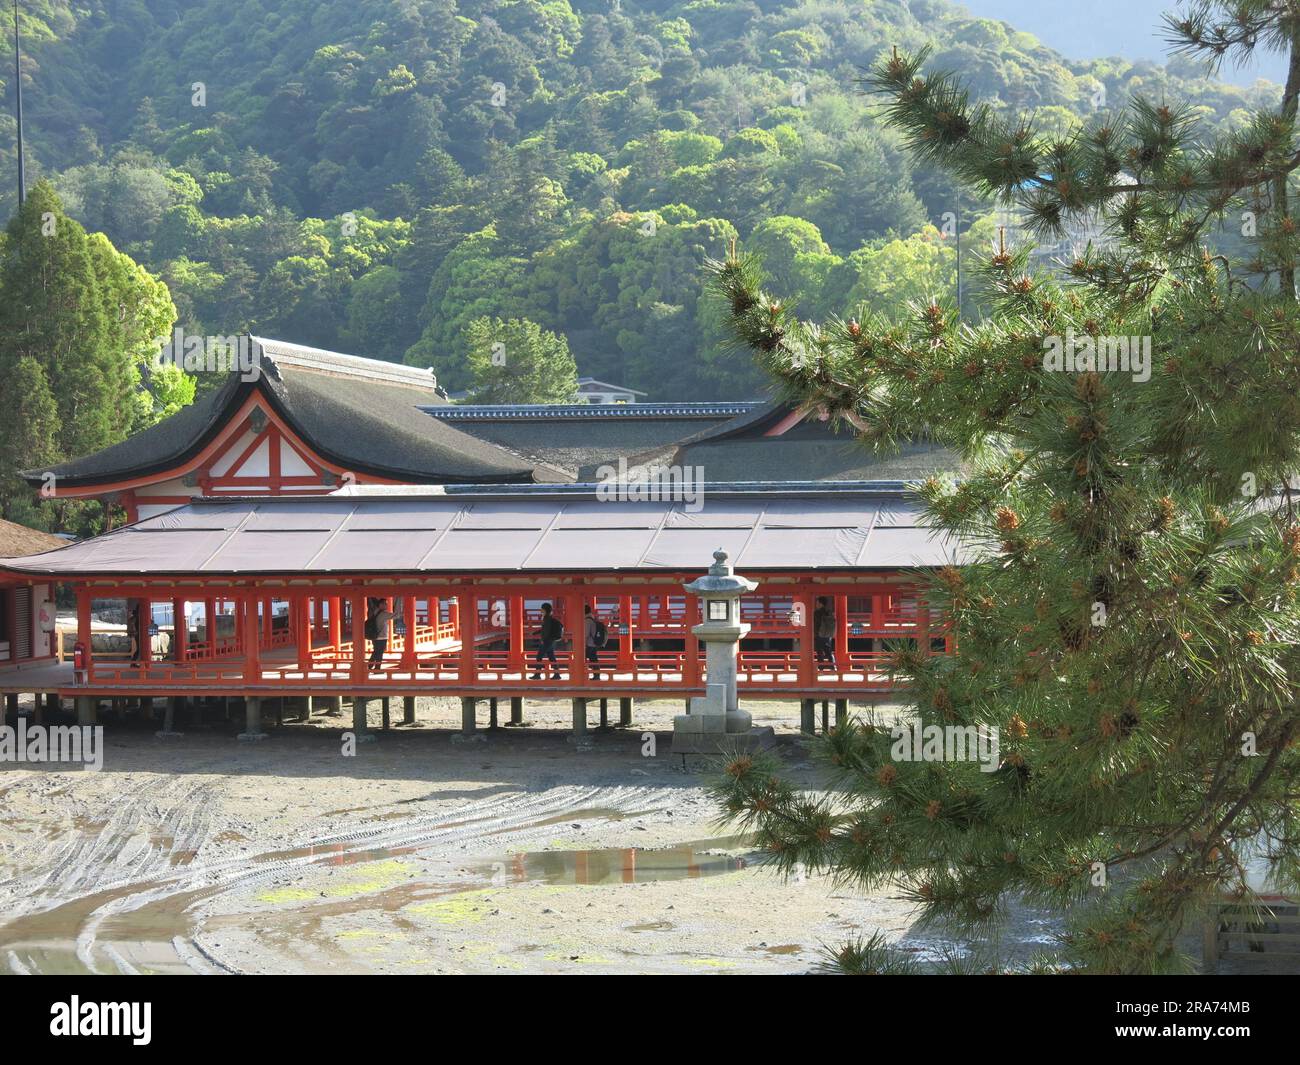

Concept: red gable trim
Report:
left=50, top=394, right=404, bottom=500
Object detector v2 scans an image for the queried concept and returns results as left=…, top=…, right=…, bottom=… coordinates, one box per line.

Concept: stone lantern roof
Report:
left=683, top=549, right=757, bottom=596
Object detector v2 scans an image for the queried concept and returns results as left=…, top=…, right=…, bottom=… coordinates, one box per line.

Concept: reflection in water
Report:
left=0, top=829, right=758, bottom=974
left=486, top=836, right=754, bottom=887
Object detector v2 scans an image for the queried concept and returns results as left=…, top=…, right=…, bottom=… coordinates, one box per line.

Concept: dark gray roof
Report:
left=20, top=336, right=960, bottom=491
left=669, top=399, right=793, bottom=445
left=26, top=374, right=245, bottom=486
left=267, top=367, right=568, bottom=483
left=446, top=414, right=745, bottom=479
left=0, top=483, right=964, bottom=576
left=675, top=438, right=960, bottom=482
left=22, top=338, right=569, bottom=488
left=424, top=402, right=758, bottom=420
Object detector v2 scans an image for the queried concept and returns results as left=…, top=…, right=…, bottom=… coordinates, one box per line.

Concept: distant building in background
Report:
left=994, top=176, right=1127, bottom=271
left=448, top=377, right=647, bottom=405
left=577, top=377, right=647, bottom=404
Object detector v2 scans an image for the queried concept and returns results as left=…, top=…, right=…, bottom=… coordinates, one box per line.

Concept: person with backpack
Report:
left=584, top=604, right=609, bottom=680
left=814, top=596, right=838, bottom=671
left=366, top=596, right=393, bottom=672
left=530, top=601, right=563, bottom=680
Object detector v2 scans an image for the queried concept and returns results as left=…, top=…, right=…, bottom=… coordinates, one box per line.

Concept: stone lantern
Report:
left=672, top=548, right=775, bottom=754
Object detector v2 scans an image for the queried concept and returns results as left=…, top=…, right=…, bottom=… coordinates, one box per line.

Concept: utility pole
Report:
left=13, top=0, right=25, bottom=205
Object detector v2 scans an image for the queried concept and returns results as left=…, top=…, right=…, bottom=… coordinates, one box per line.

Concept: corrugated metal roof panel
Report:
left=0, top=488, right=961, bottom=575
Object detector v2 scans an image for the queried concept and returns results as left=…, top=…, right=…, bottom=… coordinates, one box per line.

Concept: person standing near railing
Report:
left=814, top=596, right=838, bottom=671
left=530, top=602, right=562, bottom=680
left=584, top=603, right=609, bottom=681
left=366, top=597, right=393, bottom=672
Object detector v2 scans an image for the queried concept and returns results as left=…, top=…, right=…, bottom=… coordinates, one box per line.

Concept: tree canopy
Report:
left=710, top=4, right=1300, bottom=974
left=2, top=0, right=1280, bottom=399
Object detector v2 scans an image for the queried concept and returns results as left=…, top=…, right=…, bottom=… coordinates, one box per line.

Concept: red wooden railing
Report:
left=69, top=580, right=938, bottom=695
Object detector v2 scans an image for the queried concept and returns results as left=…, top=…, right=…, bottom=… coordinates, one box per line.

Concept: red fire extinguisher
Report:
left=73, top=641, right=87, bottom=683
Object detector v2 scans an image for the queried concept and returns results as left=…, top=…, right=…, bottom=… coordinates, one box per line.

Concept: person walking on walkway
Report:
left=814, top=596, right=838, bottom=671
left=530, top=601, right=563, bottom=680
left=366, top=597, right=393, bottom=671
left=584, top=604, right=607, bottom=681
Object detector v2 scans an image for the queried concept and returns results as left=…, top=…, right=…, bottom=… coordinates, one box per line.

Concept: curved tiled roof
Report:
left=18, top=337, right=963, bottom=492
left=21, top=338, right=566, bottom=488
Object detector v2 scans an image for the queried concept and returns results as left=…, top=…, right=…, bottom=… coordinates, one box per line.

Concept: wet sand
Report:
left=0, top=696, right=1272, bottom=973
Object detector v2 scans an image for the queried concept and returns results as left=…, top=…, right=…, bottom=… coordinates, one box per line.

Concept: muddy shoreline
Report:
left=0, top=696, right=1223, bottom=973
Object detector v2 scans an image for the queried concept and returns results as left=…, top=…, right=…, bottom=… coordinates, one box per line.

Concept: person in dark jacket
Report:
left=366, top=597, right=393, bottom=671
left=814, top=596, right=838, bottom=671
left=530, top=602, right=562, bottom=680
left=584, top=603, right=604, bottom=680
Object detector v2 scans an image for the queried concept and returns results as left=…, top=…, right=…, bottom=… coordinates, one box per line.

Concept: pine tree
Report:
left=710, top=7, right=1300, bottom=974
left=466, top=316, right=579, bottom=405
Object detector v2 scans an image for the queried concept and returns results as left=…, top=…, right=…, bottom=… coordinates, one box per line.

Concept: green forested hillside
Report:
left=0, top=0, right=1281, bottom=397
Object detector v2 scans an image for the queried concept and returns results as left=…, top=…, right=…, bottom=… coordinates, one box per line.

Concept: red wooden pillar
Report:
left=618, top=593, right=634, bottom=672
left=172, top=595, right=187, bottom=662
left=508, top=594, right=525, bottom=673
left=76, top=587, right=94, bottom=681
left=682, top=594, right=700, bottom=688
left=565, top=590, right=584, bottom=686
left=457, top=589, right=477, bottom=685
left=918, top=595, right=931, bottom=657
left=328, top=595, right=342, bottom=650
left=204, top=597, right=216, bottom=653
left=350, top=591, right=367, bottom=682
left=133, top=598, right=149, bottom=666
left=242, top=594, right=262, bottom=683
left=296, top=594, right=312, bottom=669
left=401, top=595, right=417, bottom=671
left=835, top=593, right=850, bottom=667
left=797, top=587, right=817, bottom=686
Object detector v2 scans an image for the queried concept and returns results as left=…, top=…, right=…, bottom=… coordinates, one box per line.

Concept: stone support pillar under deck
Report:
left=352, top=695, right=375, bottom=741
left=157, top=696, right=183, bottom=737
left=452, top=697, right=485, bottom=744
left=238, top=697, right=266, bottom=741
